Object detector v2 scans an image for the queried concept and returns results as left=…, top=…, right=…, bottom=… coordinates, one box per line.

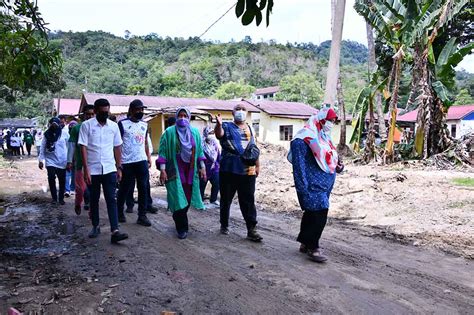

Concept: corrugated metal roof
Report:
left=82, top=93, right=259, bottom=113
left=246, top=99, right=317, bottom=118
left=397, top=105, right=474, bottom=122
left=0, top=118, right=37, bottom=128
left=54, top=98, right=81, bottom=115
left=254, top=86, right=280, bottom=95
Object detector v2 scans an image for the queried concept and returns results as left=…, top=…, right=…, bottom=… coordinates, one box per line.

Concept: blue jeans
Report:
left=65, top=169, right=75, bottom=192
left=117, top=160, right=149, bottom=217
left=200, top=171, right=219, bottom=203
left=46, top=166, right=66, bottom=202
left=89, top=172, right=119, bottom=232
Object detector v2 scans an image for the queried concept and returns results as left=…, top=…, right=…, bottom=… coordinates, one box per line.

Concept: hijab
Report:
left=288, top=107, right=339, bottom=174
left=202, top=126, right=218, bottom=163
left=44, top=117, right=62, bottom=152
left=175, top=107, right=194, bottom=163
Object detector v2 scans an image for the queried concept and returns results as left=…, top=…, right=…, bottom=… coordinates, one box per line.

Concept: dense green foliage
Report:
left=0, top=0, right=63, bottom=117
left=2, top=30, right=472, bottom=119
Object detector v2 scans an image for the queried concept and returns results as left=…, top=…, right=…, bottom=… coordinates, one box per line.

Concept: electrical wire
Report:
left=198, top=2, right=237, bottom=39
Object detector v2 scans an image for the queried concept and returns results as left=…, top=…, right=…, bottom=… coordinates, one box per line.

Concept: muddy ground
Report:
left=0, top=154, right=473, bottom=314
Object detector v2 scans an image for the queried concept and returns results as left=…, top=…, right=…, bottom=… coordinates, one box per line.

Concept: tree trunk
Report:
left=413, top=44, right=451, bottom=158
left=336, top=76, right=351, bottom=155
left=323, top=0, right=346, bottom=106
left=385, top=48, right=403, bottom=163
left=366, top=21, right=387, bottom=139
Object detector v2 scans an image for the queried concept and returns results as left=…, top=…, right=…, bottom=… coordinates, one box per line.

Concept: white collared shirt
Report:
left=78, top=118, right=122, bottom=175
left=38, top=128, right=69, bottom=169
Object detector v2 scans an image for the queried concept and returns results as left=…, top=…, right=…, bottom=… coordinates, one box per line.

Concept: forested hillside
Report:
left=51, top=31, right=369, bottom=108
left=3, top=31, right=473, bottom=119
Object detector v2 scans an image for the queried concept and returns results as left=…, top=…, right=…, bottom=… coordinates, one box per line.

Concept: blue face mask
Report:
left=234, top=110, right=247, bottom=122
left=176, top=118, right=189, bottom=127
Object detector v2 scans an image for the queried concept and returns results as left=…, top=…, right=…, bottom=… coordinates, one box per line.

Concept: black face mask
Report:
left=133, top=112, right=144, bottom=120
left=96, top=111, right=109, bottom=123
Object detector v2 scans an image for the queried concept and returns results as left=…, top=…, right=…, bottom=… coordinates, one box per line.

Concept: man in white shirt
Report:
left=117, top=99, right=153, bottom=226
left=38, top=117, right=69, bottom=205
left=78, top=98, right=128, bottom=244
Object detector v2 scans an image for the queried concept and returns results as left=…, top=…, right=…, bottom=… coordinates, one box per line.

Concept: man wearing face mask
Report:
left=38, top=117, right=69, bottom=205
left=214, top=103, right=263, bottom=242
left=67, top=105, right=95, bottom=215
left=116, top=99, right=153, bottom=227
left=78, top=98, right=128, bottom=244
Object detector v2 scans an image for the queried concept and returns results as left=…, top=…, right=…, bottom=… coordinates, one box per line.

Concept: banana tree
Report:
left=414, top=37, right=474, bottom=156
left=350, top=73, right=388, bottom=162
left=410, top=0, right=471, bottom=157
left=355, top=0, right=471, bottom=161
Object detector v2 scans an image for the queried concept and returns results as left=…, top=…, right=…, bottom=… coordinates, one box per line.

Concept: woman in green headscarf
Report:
left=156, top=107, right=207, bottom=239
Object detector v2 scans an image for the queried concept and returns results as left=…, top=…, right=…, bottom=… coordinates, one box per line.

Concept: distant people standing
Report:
left=288, top=107, right=344, bottom=263
left=215, top=103, right=262, bottom=242
left=10, top=133, right=21, bottom=156
left=68, top=106, right=94, bottom=215
left=35, top=130, right=43, bottom=156
left=5, top=130, right=12, bottom=155
left=200, top=126, right=221, bottom=208
left=23, top=130, right=34, bottom=156
left=157, top=107, right=207, bottom=239
left=38, top=117, right=69, bottom=205
left=18, top=131, right=25, bottom=156
left=116, top=99, right=153, bottom=227
left=78, top=98, right=128, bottom=243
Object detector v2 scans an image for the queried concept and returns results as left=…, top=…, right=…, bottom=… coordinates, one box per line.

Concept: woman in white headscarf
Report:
left=156, top=107, right=206, bottom=239
left=200, top=126, right=221, bottom=207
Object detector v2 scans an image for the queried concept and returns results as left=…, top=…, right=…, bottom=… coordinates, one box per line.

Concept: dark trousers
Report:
left=46, top=166, right=66, bottom=202
left=89, top=172, right=119, bottom=232
left=172, top=206, right=189, bottom=233
left=126, top=177, right=153, bottom=209
left=297, top=210, right=328, bottom=250
left=219, top=172, right=257, bottom=230
left=26, top=143, right=32, bottom=155
left=117, top=161, right=149, bottom=217
left=200, top=172, right=219, bottom=203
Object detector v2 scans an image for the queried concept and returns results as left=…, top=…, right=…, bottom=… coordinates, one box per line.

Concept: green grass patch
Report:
left=452, top=177, right=474, bottom=187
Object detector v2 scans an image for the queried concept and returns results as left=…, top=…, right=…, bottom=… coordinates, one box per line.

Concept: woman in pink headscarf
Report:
left=288, top=107, right=344, bottom=263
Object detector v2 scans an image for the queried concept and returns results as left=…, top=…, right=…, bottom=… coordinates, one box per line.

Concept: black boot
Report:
left=247, top=226, right=263, bottom=242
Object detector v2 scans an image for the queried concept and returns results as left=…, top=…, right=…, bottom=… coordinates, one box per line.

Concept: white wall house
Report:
left=252, top=86, right=280, bottom=101
left=398, top=105, right=474, bottom=140
left=245, top=99, right=352, bottom=149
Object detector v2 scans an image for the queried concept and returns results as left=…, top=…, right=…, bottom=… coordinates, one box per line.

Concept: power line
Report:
left=199, top=2, right=236, bottom=39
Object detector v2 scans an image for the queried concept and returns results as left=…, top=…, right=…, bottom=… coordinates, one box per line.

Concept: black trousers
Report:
left=26, top=143, right=32, bottom=155
left=219, top=172, right=257, bottom=230
left=172, top=206, right=189, bottom=233
left=46, top=166, right=66, bottom=202
left=297, top=210, right=328, bottom=250
left=117, top=161, right=149, bottom=217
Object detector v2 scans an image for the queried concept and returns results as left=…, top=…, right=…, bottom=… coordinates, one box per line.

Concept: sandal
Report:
left=307, top=249, right=328, bottom=263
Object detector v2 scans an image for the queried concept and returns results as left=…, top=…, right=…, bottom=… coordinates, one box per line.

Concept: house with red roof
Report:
left=79, top=93, right=260, bottom=152
left=398, top=105, right=474, bottom=139
left=53, top=98, right=82, bottom=116
left=253, top=86, right=280, bottom=100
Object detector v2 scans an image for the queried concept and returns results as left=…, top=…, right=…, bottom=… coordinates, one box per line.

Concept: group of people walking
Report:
left=1, top=129, right=36, bottom=156
left=37, top=97, right=343, bottom=262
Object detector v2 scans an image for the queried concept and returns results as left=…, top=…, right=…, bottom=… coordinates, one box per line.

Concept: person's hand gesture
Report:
left=215, top=114, right=222, bottom=126
left=38, top=161, right=44, bottom=170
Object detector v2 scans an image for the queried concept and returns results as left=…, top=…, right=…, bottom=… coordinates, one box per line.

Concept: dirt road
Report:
left=1, top=157, right=473, bottom=314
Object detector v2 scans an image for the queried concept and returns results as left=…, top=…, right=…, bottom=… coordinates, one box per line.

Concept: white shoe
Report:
left=210, top=201, right=220, bottom=207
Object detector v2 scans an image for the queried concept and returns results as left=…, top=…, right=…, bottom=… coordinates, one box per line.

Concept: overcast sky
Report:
left=39, top=0, right=473, bottom=72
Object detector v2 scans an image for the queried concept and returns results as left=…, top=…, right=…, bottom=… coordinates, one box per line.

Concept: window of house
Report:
left=263, top=94, right=268, bottom=99
left=451, top=124, right=457, bottom=138
left=279, top=125, right=293, bottom=141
